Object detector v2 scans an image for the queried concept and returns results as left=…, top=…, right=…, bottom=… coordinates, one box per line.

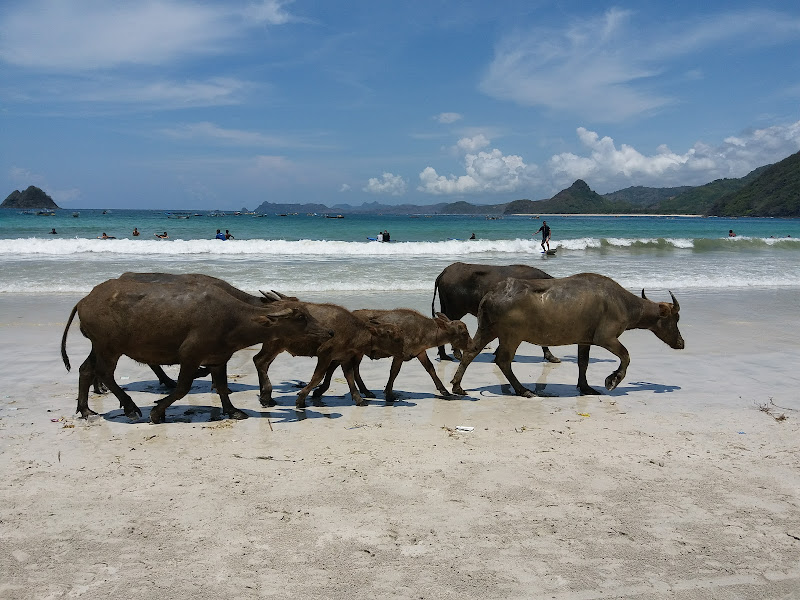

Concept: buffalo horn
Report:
left=270, top=290, right=290, bottom=299
left=641, top=289, right=648, bottom=300
left=266, top=308, right=293, bottom=318
left=669, top=291, right=679, bottom=311
left=260, top=290, right=281, bottom=301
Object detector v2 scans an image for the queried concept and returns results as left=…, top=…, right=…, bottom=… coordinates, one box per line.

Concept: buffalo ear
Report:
left=434, top=314, right=449, bottom=329
left=254, top=314, right=278, bottom=327
left=434, top=312, right=450, bottom=322
left=658, top=303, right=671, bottom=318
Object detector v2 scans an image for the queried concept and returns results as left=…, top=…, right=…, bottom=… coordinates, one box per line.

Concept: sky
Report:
left=1, top=1, right=800, bottom=210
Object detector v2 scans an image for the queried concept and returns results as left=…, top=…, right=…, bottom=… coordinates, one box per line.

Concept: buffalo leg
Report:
left=577, top=344, right=601, bottom=395
left=341, top=360, right=366, bottom=406
left=296, top=357, right=333, bottom=409
left=94, top=354, right=142, bottom=419
left=598, top=339, right=630, bottom=391
left=76, top=351, right=99, bottom=418
left=494, top=340, right=535, bottom=397
left=542, top=346, right=560, bottom=363
left=350, top=357, right=375, bottom=398
left=437, top=344, right=452, bottom=361
left=312, top=361, right=340, bottom=399
left=210, top=365, right=248, bottom=420
left=253, top=349, right=280, bottom=407
left=417, top=351, right=454, bottom=397
left=382, top=356, right=405, bottom=401
left=149, top=364, right=199, bottom=424
left=149, top=365, right=177, bottom=388
left=451, top=328, right=497, bottom=396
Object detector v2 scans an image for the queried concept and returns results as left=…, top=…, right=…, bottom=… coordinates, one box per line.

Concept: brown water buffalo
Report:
left=450, top=273, right=684, bottom=397
left=117, top=272, right=297, bottom=388
left=432, top=262, right=559, bottom=363
left=61, top=278, right=332, bottom=423
left=313, top=309, right=471, bottom=401
left=252, top=297, right=404, bottom=409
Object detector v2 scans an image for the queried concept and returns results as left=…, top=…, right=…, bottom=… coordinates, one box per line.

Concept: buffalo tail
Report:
left=61, top=305, right=78, bottom=371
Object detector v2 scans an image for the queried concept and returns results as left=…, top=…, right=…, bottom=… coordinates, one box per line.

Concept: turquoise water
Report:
left=1, top=208, right=799, bottom=294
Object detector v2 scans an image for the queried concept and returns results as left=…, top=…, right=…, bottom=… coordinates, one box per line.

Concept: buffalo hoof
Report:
left=605, top=373, right=623, bottom=391
left=295, top=395, right=307, bottom=410
left=363, top=390, right=377, bottom=399
left=228, top=409, right=249, bottom=420
left=384, top=391, right=396, bottom=402
left=438, top=353, right=455, bottom=362
left=77, top=408, right=98, bottom=419
left=438, top=389, right=455, bottom=399
left=125, top=405, right=143, bottom=420
left=259, top=397, right=277, bottom=408
left=451, top=385, right=467, bottom=396
left=519, top=388, right=536, bottom=398
left=354, top=394, right=368, bottom=407
left=150, top=410, right=164, bottom=424
left=544, top=352, right=561, bottom=364
left=578, top=384, right=601, bottom=396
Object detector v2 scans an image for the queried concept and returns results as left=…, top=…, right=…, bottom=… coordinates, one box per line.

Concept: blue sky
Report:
left=1, top=1, right=800, bottom=210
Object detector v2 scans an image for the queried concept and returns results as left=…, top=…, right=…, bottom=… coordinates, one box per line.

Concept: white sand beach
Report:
left=1, top=289, right=799, bottom=599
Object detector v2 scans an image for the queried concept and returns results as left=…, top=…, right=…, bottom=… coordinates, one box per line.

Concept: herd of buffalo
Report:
left=61, top=262, right=684, bottom=423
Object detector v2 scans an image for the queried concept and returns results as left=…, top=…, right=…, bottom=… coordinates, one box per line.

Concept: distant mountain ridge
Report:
left=5, top=151, right=799, bottom=216
left=255, top=150, right=800, bottom=217
left=1, top=186, right=59, bottom=210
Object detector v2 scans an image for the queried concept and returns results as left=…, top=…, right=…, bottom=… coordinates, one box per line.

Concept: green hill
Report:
left=657, top=166, right=769, bottom=215
left=504, top=180, right=634, bottom=214
left=603, top=185, right=692, bottom=209
left=1, top=186, right=59, bottom=209
left=707, top=151, right=800, bottom=217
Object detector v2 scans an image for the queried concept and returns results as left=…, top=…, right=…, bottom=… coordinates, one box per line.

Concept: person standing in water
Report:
left=535, top=220, right=551, bottom=251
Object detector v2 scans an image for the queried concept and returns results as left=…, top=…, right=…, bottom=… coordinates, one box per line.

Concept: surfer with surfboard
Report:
left=534, top=220, right=554, bottom=254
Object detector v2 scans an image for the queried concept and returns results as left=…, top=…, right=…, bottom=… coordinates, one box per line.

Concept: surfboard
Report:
left=542, top=248, right=557, bottom=255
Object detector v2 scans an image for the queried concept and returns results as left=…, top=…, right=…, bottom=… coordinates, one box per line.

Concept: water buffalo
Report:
left=313, top=309, right=471, bottom=401
left=450, top=273, right=684, bottom=397
left=117, top=272, right=298, bottom=388
left=432, top=262, right=559, bottom=363
left=61, top=278, right=332, bottom=423
left=252, top=297, right=405, bottom=409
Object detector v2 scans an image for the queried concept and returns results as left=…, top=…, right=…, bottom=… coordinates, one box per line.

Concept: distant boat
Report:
left=325, top=214, right=344, bottom=219
left=37, top=210, right=56, bottom=216
left=72, top=212, right=80, bottom=218
left=166, top=212, right=191, bottom=219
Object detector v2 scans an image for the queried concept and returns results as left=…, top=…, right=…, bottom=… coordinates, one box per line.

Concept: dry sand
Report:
left=1, top=289, right=799, bottom=599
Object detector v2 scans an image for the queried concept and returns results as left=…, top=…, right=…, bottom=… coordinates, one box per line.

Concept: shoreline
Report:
left=1, top=289, right=799, bottom=598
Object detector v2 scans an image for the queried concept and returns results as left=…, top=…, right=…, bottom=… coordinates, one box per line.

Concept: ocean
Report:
left=1, top=208, right=799, bottom=296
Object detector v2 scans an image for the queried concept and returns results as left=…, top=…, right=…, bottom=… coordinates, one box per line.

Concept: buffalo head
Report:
left=643, top=290, right=684, bottom=350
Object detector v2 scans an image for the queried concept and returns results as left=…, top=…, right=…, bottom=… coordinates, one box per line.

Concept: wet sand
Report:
left=1, top=289, right=799, bottom=599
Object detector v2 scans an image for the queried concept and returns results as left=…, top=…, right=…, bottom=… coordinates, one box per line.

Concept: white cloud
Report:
left=339, top=184, right=351, bottom=192
left=364, top=173, right=407, bottom=196
left=435, top=112, right=463, bottom=124
left=547, top=121, right=800, bottom=190
left=74, top=78, right=249, bottom=108
left=456, top=134, right=490, bottom=153
left=159, top=121, right=326, bottom=149
left=242, top=0, right=296, bottom=26
left=480, top=8, right=800, bottom=122
left=480, top=9, right=668, bottom=122
left=0, top=0, right=296, bottom=71
left=419, top=146, right=533, bottom=195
